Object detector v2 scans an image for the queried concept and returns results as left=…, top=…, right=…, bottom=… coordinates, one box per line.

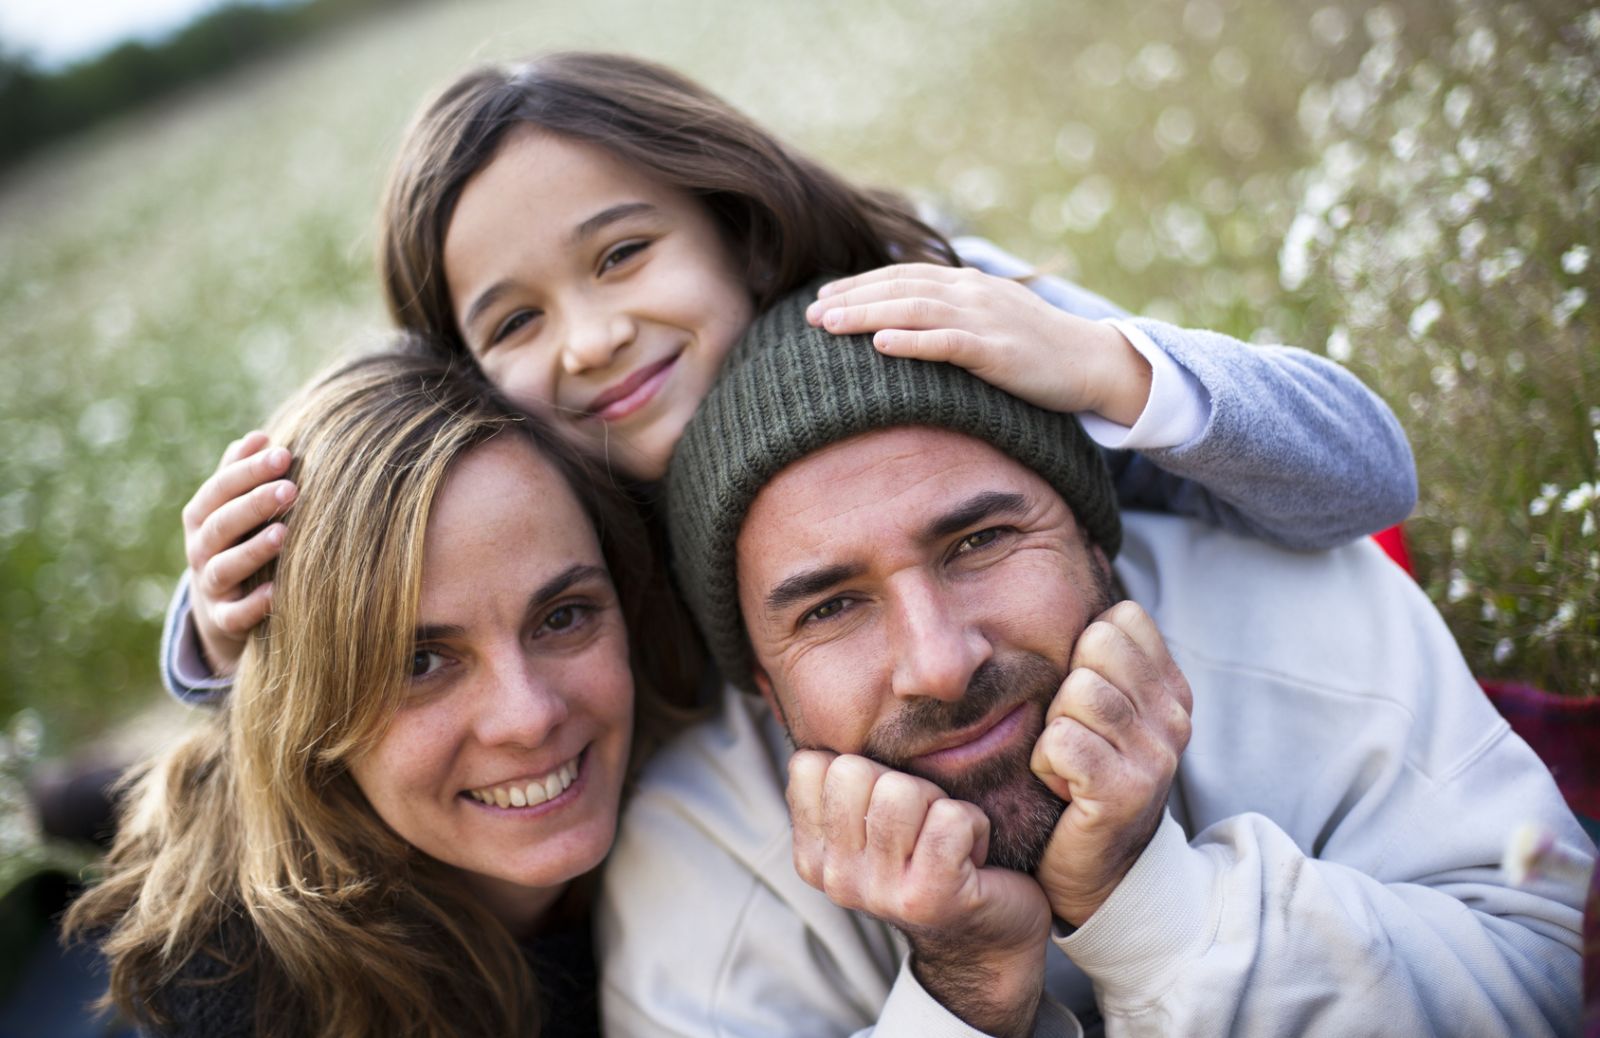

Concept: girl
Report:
left=68, top=349, right=698, bottom=1036
left=165, top=51, right=1415, bottom=697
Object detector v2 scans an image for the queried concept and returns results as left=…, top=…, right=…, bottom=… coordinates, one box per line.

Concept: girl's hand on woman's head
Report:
left=808, top=263, right=1152, bottom=427
left=180, top=431, right=296, bottom=675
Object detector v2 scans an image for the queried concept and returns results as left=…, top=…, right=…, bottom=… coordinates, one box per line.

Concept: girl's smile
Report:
left=443, top=129, right=753, bottom=481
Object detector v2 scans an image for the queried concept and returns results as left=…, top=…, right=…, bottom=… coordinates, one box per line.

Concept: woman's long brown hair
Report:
left=65, top=345, right=700, bottom=1036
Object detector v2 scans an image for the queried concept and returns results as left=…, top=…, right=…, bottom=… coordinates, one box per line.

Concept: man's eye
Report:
left=955, top=528, right=1003, bottom=553
left=599, top=240, right=649, bottom=273
left=803, top=598, right=848, bottom=624
left=411, top=649, right=447, bottom=679
left=490, top=309, right=540, bottom=347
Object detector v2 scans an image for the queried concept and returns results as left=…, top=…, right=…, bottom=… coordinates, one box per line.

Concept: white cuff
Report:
left=1052, top=813, right=1221, bottom=1010
left=1078, top=319, right=1211, bottom=451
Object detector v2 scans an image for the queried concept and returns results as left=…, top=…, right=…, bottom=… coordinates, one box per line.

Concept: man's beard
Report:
left=861, top=653, right=1070, bottom=873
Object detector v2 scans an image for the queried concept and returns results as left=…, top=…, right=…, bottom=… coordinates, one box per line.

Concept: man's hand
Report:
left=788, top=750, right=1051, bottom=1038
left=1031, top=600, right=1193, bottom=927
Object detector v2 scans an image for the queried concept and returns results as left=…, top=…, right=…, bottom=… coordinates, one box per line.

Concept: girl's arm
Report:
left=161, top=433, right=294, bottom=704
left=809, top=237, right=1416, bottom=550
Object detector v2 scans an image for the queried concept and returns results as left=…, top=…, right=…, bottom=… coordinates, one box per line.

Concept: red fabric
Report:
left=1587, top=864, right=1599, bottom=1037
left=1482, top=681, right=1600, bottom=820
left=1372, top=524, right=1414, bottom=576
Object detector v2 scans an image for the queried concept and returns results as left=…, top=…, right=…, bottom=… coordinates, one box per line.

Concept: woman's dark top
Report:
left=149, top=918, right=600, bottom=1037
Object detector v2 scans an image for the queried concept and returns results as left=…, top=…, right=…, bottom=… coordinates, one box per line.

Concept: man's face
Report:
left=736, top=426, right=1115, bottom=870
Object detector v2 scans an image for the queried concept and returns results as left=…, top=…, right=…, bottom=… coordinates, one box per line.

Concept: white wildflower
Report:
left=1493, top=638, right=1514, bottom=664
left=1452, top=527, right=1471, bottom=554
left=1529, top=483, right=1559, bottom=516
left=1447, top=572, right=1472, bottom=603
left=1562, top=482, right=1597, bottom=512
left=1409, top=298, right=1444, bottom=337
left=1554, top=287, right=1587, bottom=327
left=1562, top=245, right=1591, bottom=275
left=1443, top=85, right=1473, bottom=128
left=1533, top=601, right=1578, bottom=641
left=1584, top=512, right=1597, bottom=537
left=1326, top=325, right=1353, bottom=362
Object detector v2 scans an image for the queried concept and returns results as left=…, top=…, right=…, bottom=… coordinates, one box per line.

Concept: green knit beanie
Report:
left=666, top=281, right=1121, bottom=692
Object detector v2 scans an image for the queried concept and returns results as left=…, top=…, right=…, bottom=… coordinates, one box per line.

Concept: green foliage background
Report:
left=1, top=0, right=1595, bottom=779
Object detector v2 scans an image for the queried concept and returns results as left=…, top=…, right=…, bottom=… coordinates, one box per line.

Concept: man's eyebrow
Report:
left=568, top=202, right=657, bottom=246
left=412, top=563, right=608, bottom=642
left=765, top=563, right=864, bottom=616
left=922, top=491, right=1031, bottom=542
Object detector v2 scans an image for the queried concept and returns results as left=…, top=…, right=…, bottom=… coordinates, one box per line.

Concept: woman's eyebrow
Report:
left=569, top=202, right=657, bottom=246
left=530, top=563, right=609, bottom=606
left=412, top=564, right=609, bottom=642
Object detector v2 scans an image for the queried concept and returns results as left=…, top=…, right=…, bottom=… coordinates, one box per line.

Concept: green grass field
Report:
left=0, top=0, right=1595, bottom=866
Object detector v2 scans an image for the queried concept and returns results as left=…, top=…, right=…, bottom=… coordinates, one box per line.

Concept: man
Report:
left=598, top=289, right=1592, bottom=1036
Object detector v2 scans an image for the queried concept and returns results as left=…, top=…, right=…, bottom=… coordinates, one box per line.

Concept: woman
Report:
left=66, top=346, right=697, bottom=1036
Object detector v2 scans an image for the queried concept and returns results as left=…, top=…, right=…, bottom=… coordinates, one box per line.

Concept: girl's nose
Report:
left=561, top=307, right=636, bottom=376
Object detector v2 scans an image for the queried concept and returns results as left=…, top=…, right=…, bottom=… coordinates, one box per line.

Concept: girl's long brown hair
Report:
left=65, top=345, right=699, bottom=1036
left=380, top=51, right=959, bottom=356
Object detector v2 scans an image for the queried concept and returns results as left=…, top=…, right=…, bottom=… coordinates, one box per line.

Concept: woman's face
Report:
left=349, top=435, right=634, bottom=928
left=443, top=129, right=755, bottom=481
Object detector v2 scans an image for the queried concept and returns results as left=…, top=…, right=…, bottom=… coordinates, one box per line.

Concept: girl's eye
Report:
left=803, top=598, right=848, bottom=625
left=411, top=648, right=447, bottom=680
left=490, top=309, right=541, bottom=348
left=599, top=240, right=649, bottom=273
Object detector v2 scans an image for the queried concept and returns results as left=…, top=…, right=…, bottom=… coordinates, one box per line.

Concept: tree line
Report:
left=0, top=0, right=425, bottom=172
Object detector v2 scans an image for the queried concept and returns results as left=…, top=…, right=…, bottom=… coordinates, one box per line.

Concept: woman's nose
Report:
left=471, top=650, right=569, bottom=748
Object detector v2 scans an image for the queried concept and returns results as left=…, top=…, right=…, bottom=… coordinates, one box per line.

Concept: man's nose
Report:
left=886, top=577, right=991, bottom=702
left=471, top=647, right=569, bottom=748
left=560, top=301, right=635, bottom=376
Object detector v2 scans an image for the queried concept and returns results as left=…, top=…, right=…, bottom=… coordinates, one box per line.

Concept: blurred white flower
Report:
left=1493, top=638, right=1514, bottom=664
left=1444, top=85, right=1474, bottom=128
left=1326, top=325, right=1353, bottom=362
left=1561, top=245, right=1590, bottom=275
left=1452, top=527, right=1471, bottom=554
left=1448, top=572, right=1472, bottom=602
left=1560, top=482, right=1596, bottom=512
left=1553, top=287, right=1587, bottom=327
left=1409, top=298, right=1444, bottom=337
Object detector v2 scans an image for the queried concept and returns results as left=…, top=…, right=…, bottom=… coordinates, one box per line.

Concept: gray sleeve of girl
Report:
left=953, top=236, right=1416, bottom=549
left=159, top=572, right=231, bottom=705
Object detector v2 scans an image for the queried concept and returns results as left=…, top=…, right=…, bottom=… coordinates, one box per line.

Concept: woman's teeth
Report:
left=467, top=758, right=578, bottom=808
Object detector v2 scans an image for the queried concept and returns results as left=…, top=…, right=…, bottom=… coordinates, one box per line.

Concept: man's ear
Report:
left=751, top=665, right=788, bottom=727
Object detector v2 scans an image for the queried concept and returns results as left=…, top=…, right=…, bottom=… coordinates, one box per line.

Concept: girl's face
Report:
left=443, top=129, right=754, bottom=481
left=349, top=436, right=635, bottom=930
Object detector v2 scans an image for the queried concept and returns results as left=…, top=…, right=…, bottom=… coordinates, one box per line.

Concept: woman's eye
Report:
left=599, top=240, right=649, bottom=273
left=538, top=603, right=593, bottom=636
left=490, top=309, right=540, bottom=347
left=411, top=649, right=447, bottom=679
